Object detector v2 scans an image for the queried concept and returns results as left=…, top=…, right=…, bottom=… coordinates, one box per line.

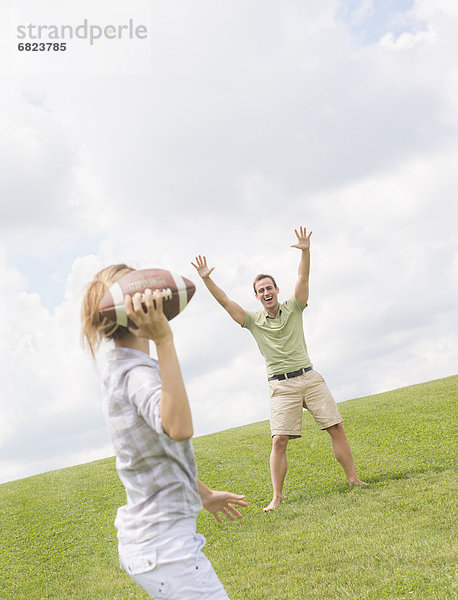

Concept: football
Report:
left=99, top=268, right=196, bottom=327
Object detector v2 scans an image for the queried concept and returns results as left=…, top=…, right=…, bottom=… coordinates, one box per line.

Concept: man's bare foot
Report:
left=263, top=497, right=282, bottom=512
left=349, top=478, right=367, bottom=486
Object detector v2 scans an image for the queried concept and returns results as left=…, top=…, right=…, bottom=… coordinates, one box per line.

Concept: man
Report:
left=192, top=226, right=365, bottom=512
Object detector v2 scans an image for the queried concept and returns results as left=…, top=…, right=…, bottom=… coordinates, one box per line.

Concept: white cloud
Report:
left=0, top=252, right=112, bottom=482
left=379, top=28, right=435, bottom=49
left=0, top=86, right=96, bottom=257
left=415, top=0, right=458, bottom=20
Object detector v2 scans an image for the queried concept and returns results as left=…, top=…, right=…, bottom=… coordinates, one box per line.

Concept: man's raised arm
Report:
left=191, top=255, right=246, bottom=326
left=291, top=226, right=312, bottom=306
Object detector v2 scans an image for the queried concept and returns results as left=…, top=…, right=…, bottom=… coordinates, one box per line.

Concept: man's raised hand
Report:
left=291, top=226, right=312, bottom=251
left=191, top=255, right=215, bottom=279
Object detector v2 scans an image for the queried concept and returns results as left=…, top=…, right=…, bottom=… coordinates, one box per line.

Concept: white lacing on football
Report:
left=138, top=287, right=172, bottom=302
left=107, top=285, right=175, bottom=328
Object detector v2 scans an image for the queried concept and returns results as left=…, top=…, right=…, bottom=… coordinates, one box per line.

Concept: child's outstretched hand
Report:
left=204, top=490, right=247, bottom=523
left=197, top=480, right=247, bottom=523
left=125, top=289, right=172, bottom=345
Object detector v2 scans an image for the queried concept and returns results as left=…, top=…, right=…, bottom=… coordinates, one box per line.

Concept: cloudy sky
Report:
left=1, top=0, right=457, bottom=484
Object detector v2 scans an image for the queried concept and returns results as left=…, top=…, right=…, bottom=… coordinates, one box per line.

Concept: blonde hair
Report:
left=81, top=263, right=135, bottom=358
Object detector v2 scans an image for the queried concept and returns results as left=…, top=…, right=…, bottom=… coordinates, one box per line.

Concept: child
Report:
left=81, top=264, right=247, bottom=600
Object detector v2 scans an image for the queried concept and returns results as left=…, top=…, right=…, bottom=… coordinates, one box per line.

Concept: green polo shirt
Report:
left=242, top=295, right=312, bottom=378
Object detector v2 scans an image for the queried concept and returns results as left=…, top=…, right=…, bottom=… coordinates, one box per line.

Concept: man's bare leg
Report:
left=264, top=434, right=289, bottom=511
left=326, top=423, right=366, bottom=486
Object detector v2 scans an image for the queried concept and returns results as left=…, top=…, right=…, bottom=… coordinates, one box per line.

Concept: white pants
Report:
left=131, top=548, right=230, bottom=599
left=119, top=520, right=230, bottom=600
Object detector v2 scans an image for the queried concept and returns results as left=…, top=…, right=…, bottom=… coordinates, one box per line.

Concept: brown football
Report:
left=99, top=268, right=196, bottom=327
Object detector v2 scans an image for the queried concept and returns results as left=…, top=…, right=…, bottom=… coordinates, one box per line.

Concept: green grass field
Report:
left=1, top=375, right=456, bottom=599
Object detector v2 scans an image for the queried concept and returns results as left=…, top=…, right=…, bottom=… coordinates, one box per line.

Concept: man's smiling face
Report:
left=254, top=277, right=280, bottom=315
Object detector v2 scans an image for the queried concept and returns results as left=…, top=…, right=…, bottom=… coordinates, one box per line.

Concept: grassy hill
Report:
left=1, top=375, right=456, bottom=600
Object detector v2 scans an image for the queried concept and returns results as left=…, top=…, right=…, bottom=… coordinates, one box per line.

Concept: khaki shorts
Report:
left=268, top=369, right=342, bottom=437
